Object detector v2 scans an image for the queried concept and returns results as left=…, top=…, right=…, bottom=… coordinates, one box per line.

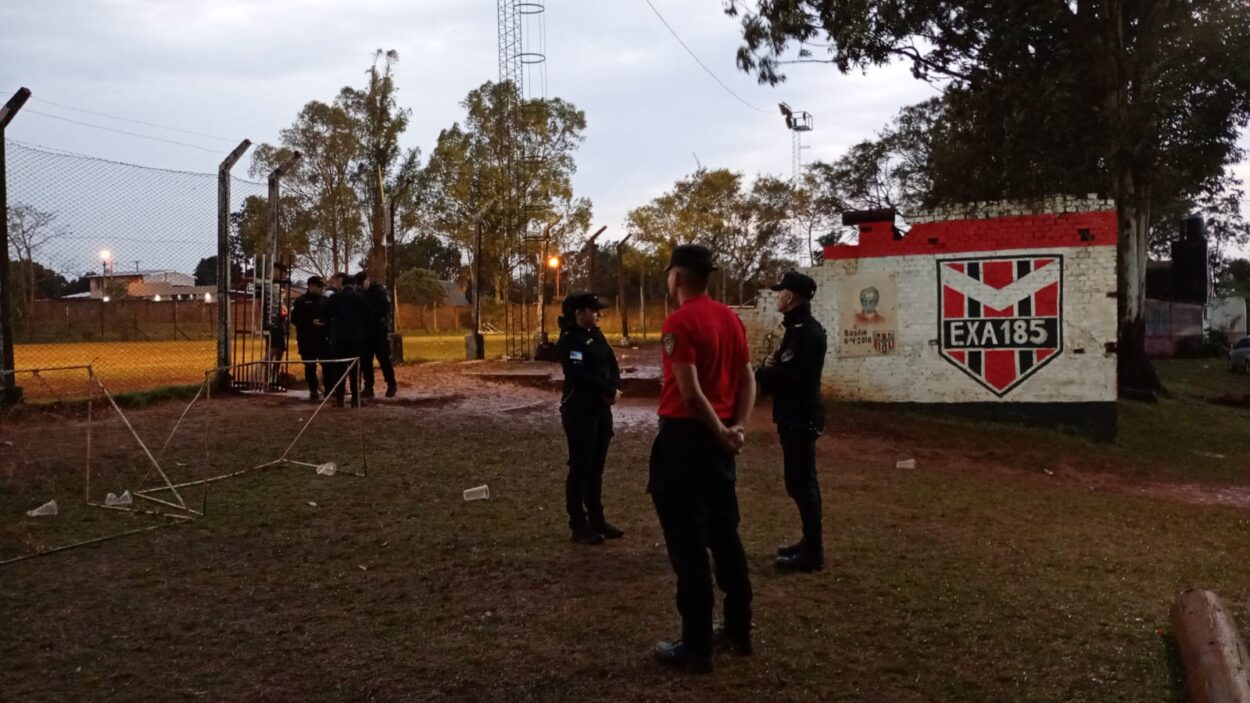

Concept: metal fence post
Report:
left=0, top=88, right=32, bottom=404
left=215, top=139, right=251, bottom=389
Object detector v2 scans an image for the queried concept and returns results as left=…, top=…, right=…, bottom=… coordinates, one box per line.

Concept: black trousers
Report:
left=561, top=404, right=613, bottom=529
left=364, top=331, right=396, bottom=390
left=297, top=346, right=330, bottom=397
left=779, top=428, right=823, bottom=554
left=649, top=418, right=753, bottom=658
left=330, top=342, right=362, bottom=402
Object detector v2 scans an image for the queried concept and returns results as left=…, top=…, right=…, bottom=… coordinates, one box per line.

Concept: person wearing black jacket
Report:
left=755, top=271, right=827, bottom=572
left=356, top=272, right=398, bottom=399
left=289, top=276, right=330, bottom=402
left=325, top=272, right=372, bottom=408
left=556, top=292, right=624, bottom=545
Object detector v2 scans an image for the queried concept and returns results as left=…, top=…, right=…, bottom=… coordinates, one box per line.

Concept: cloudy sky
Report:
left=2, top=0, right=1246, bottom=264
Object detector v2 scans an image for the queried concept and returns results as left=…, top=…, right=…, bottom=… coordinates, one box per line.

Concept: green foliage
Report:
left=415, top=81, right=591, bottom=302
left=248, top=49, right=419, bottom=278
left=396, top=235, right=463, bottom=282
left=396, top=268, right=448, bottom=306
left=625, top=168, right=800, bottom=303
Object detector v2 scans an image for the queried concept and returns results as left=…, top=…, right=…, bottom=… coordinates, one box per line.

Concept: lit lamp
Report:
left=547, top=255, right=561, bottom=298
left=204, top=292, right=212, bottom=304
left=99, top=249, right=113, bottom=300
left=154, top=294, right=162, bottom=302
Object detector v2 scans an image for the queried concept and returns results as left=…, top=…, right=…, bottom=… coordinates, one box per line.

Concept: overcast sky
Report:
left=2, top=0, right=1247, bottom=267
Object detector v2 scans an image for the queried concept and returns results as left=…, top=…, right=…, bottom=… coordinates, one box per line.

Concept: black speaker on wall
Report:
left=1170, top=214, right=1209, bottom=305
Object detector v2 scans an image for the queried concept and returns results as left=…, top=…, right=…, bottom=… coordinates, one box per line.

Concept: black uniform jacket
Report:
left=325, top=287, right=372, bottom=349
left=555, top=318, right=621, bottom=413
left=289, top=292, right=330, bottom=357
left=755, top=303, right=827, bottom=432
left=365, top=283, right=393, bottom=336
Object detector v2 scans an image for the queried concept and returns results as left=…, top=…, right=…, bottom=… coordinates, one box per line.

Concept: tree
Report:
left=6, top=203, right=66, bottom=314
left=1216, top=258, right=1250, bottom=297
left=340, top=49, right=419, bottom=276
left=626, top=168, right=801, bottom=304
left=729, top=0, right=1250, bottom=393
left=416, top=81, right=591, bottom=304
left=194, top=256, right=216, bottom=286
left=396, top=268, right=448, bottom=306
left=395, top=234, right=463, bottom=282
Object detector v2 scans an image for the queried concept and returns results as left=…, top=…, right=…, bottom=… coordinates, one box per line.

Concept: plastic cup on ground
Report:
left=463, top=485, right=490, bottom=501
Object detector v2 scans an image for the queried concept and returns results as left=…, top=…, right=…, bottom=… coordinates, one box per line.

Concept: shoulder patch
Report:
left=662, top=332, right=676, bottom=357
left=569, top=350, right=584, bottom=361
left=780, top=349, right=796, bottom=363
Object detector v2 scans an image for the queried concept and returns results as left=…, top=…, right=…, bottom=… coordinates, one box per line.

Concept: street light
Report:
left=547, top=256, right=562, bottom=299
left=204, top=292, right=213, bottom=304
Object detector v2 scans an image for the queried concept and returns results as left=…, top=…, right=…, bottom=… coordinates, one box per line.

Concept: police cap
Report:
left=562, top=292, right=609, bottom=317
left=769, top=271, right=817, bottom=299
left=665, top=244, right=718, bottom=274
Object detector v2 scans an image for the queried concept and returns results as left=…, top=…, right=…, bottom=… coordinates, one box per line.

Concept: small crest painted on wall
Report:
left=937, top=255, right=1063, bottom=396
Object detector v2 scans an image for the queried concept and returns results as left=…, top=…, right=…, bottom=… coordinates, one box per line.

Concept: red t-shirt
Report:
left=657, top=294, right=750, bottom=419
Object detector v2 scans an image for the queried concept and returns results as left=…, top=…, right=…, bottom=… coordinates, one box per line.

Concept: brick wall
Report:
left=741, top=196, right=1119, bottom=408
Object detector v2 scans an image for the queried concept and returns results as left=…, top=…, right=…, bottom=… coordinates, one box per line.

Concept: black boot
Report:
left=775, top=540, right=803, bottom=558
left=361, top=386, right=375, bottom=399
left=570, top=526, right=604, bottom=545
left=654, top=640, right=712, bottom=673
left=775, top=549, right=824, bottom=573
left=590, top=521, right=624, bottom=540
left=713, top=623, right=753, bottom=656
left=385, top=383, right=397, bottom=398
left=309, top=392, right=320, bottom=403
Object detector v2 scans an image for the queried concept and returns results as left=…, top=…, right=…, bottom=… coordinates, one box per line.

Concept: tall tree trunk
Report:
left=1115, top=168, right=1162, bottom=396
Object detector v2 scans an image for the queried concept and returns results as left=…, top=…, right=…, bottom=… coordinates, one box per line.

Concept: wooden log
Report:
left=1171, top=589, right=1250, bottom=703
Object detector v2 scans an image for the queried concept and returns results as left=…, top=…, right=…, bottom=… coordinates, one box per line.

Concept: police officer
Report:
left=556, top=292, right=624, bottom=545
left=356, top=271, right=398, bottom=399
left=324, top=272, right=371, bottom=407
left=650, top=244, right=757, bottom=673
left=756, top=271, right=827, bottom=572
left=289, top=276, right=331, bottom=402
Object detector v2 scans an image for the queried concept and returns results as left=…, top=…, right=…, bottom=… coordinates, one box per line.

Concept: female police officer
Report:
left=556, top=292, right=624, bottom=545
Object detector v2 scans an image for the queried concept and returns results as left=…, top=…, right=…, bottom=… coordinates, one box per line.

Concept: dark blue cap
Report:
left=769, top=271, right=817, bottom=298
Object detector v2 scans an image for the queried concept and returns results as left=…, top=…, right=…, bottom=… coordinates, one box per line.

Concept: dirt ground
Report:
left=3, top=352, right=1250, bottom=701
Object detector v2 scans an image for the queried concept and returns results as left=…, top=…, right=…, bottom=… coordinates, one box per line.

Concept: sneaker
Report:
left=385, top=383, right=397, bottom=398
left=570, top=527, right=605, bottom=545
left=713, top=624, right=753, bottom=657
left=590, top=522, right=625, bottom=540
left=653, top=640, right=712, bottom=673
left=776, top=540, right=804, bottom=558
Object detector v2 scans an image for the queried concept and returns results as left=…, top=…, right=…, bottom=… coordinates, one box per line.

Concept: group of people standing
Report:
left=286, top=270, right=398, bottom=407
left=556, top=243, right=828, bottom=673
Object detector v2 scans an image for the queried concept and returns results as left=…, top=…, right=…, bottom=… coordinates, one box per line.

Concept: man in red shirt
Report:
left=650, top=244, right=757, bottom=673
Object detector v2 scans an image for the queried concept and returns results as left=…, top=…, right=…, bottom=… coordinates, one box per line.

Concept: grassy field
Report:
left=9, top=334, right=510, bottom=398
left=2, top=359, right=1249, bottom=700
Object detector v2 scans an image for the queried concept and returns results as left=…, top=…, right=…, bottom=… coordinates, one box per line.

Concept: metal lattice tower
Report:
left=497, top=0, right=548, bottom=359
left=779, top=102, right=813, bottom=183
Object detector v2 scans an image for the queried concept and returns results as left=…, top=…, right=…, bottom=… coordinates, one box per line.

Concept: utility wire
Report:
left=642, top=0, right=768, bottom=114
left=30, top=96, right=235, bottom=143
left=23, top=109, right=224, bottom=154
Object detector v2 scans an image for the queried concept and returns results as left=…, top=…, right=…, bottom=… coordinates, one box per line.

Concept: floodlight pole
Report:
left=585, top=225, right=606, bottom=292
left=466, top=199, right=496, bottom=360
left=215, top=139, right=251, bottom=389
left=387, top=175, right=413, bottom=363
left=0, top=87, right=31, bottom=404
left=616, top=233, right=633, bottom=346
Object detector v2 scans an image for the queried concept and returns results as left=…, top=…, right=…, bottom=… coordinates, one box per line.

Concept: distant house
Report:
left=73, top=270, right=215, bottom=302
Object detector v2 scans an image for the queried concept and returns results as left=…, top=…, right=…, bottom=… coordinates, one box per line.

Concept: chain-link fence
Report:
left=4, top=139, right=266, bottom=397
